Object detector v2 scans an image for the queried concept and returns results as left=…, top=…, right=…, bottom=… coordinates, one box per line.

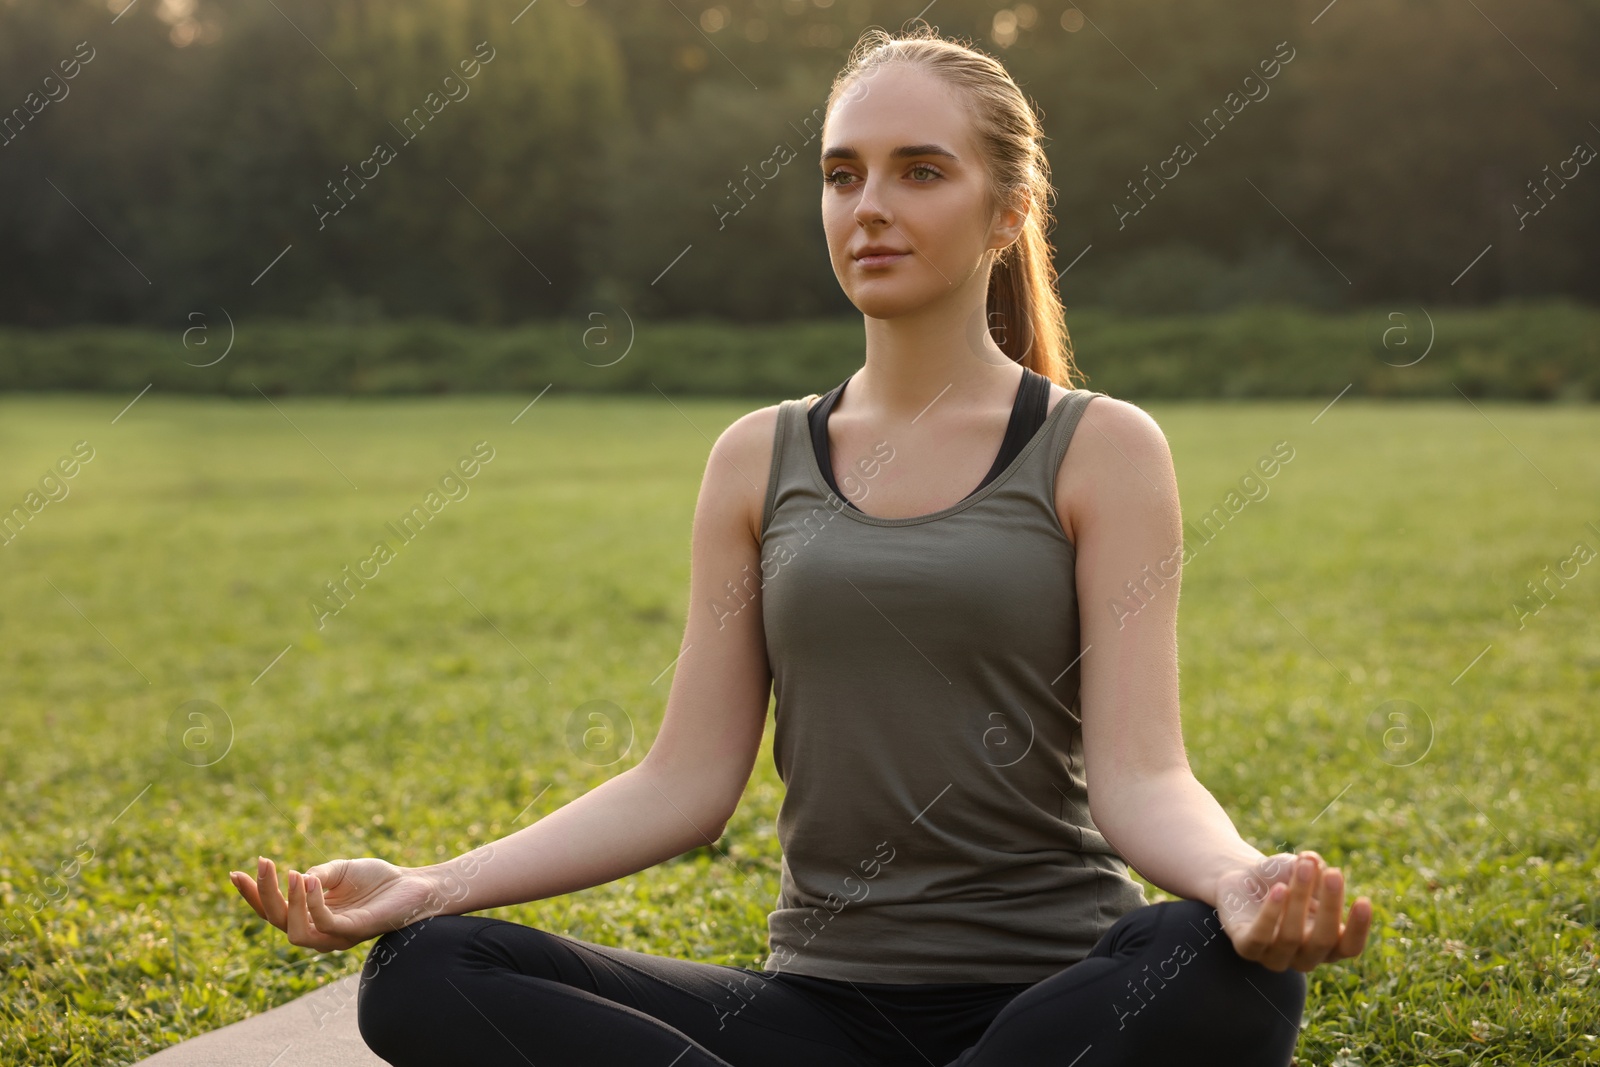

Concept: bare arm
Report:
left=413, top=406, right=779, bottom=915
left=1066, top=395, right=1372, bottom=971
left=1067, top=397, right=1265, bottom=903
left=235, top=405, right=780, bottom=947
left=404, top=764, right=726, bottom=915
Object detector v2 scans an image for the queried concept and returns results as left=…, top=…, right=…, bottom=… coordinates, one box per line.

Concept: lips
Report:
left=853, top=248, right=910, bottom=268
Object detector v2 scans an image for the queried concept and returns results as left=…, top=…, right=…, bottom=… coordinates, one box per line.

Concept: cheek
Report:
left=821, top=197, right=850, bottom=238
left=821, top=202, right=856, bottom=263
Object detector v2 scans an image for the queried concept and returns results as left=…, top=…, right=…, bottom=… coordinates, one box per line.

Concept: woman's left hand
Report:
left=1214, top=850, right=1373, bottom=972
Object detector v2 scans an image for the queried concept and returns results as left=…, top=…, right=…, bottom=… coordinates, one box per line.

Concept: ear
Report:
left=988, top=186, right=1032, bottom=252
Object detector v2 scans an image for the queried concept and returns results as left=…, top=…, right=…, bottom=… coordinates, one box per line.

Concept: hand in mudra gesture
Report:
left=229, top=855, right=439, bottom=953
left=1215, top=850, right=1373, bottom=972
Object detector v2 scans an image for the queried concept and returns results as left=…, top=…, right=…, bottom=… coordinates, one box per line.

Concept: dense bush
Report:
left=1, top=300, right=1594, bottom=401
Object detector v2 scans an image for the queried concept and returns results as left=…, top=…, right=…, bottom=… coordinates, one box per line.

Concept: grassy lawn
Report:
left=0, top=393, right=1595, bottom=1066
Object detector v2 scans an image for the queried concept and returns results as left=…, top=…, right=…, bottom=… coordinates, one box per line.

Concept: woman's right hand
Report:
left=229, top=855, right=441, bottom=952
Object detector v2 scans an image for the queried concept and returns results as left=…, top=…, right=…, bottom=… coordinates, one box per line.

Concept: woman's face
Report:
left=820, top=63, right=1026, bottom=321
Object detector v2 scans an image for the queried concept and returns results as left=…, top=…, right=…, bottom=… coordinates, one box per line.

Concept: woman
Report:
left=231, top=25, right=1371, bottom=1067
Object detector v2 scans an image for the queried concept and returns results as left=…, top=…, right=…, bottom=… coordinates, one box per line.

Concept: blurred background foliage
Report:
left=1, top=0, right=1596, bottom=331
left=1, top=301, right=1596, bottom=400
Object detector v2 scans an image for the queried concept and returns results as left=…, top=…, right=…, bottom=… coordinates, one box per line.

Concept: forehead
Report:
left=822, top=64, right=974, bottom=159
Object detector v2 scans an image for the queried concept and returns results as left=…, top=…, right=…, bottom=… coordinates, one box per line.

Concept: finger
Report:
left=1233, top=879, right=1288, bottom=961
left=1291, top=853, right=1323, bottom=922
left=1292, top=866, right=1346, bottom=970
left=285, top=869, right=335, bottom=950
left=1262, top=854, right=1320, bottom=971
left=285, top=870, right=314, bottom=946
left=304, top=873, right=354, bottom=939
left=1333, top=895, right=1374, bottom=959
left=229, top=870, right=269, bottom=922
left=257, top=856, right=288, bottom=930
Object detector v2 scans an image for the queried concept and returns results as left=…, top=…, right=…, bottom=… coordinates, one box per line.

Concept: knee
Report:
left=1234, top=954, right=1307, bottom=1022
left=356, top=915, right=484, bottom=1059
left=1222, top=959, right=1305, bottom=1065
left=1152, top=899, right=1308, bottom=1010
left=1191, top=898, right=1306, bottom=1002
left=1173, top=899, right=1308, bottom=1037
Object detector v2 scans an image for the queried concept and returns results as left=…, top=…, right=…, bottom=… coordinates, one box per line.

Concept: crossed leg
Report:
left=944, top=898, right=1308, bottom=1067
left=356, top=899, right=1307, bottom=1067
left=355, top=913, right=873, bottom=1067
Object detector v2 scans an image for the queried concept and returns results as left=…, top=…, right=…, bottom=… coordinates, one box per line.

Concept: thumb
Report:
left=1225, top=853, right=1294, bottom=908
left=305, top=858, right=349, bottom=889
left=1255, top=851, right=1303, bottom=885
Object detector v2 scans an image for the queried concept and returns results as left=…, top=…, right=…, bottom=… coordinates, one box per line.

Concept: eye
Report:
left=822, top=163, right=946, bottom=187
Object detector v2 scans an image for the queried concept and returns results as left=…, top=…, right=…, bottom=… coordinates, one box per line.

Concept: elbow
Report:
left=700, top=803, right=733, bottom=845
left=1089, top=765, right=1191, bottom=851
left=1087, top=776, right=1130, bottom=844
left=634, top=758, right=736, bottom=848
left=1088, top=800, right=1124, bottom=857
left=681, top=811, right=732, bottom=856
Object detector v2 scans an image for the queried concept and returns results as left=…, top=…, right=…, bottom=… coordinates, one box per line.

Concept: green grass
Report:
left=0, top=393, right=1596, bottom=1066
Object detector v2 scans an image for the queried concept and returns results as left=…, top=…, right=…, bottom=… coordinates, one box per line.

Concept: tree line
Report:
left=1, top=0, right=1595, bottom=329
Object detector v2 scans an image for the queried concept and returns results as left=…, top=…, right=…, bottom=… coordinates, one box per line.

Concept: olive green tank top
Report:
left=756, top=386, right=1149, bottom=983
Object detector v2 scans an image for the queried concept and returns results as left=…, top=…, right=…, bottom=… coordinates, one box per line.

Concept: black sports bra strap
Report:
left=809, top=366, right=1049, bottom=512
left=982, top=366, right=1049, bottom=486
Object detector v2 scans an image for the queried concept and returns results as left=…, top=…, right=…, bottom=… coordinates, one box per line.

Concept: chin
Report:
left=844, top=288, right=933, bottom=320
left=835, top=271, right=940, bottom=321
left=844, top=281, right=940, bottom=319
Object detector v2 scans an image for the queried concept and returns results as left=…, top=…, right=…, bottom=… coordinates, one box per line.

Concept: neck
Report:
left=853, top=287, right=1019, bottom=422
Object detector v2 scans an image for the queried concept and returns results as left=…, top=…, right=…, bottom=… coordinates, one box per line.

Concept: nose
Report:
left=851, top=175, right=893, bottom=229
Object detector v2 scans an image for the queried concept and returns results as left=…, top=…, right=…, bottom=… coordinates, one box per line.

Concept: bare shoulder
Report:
left=705, top=400, right=798, bottom=545
left=1049, top=387, right=1177, bottom=546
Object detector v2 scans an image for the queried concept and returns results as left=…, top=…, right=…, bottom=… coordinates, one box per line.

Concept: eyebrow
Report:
left=819, top=143, right=961, bottom=165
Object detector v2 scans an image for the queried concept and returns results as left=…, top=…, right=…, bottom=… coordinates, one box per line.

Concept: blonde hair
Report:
left=825, top=23, right=1084, bottom=388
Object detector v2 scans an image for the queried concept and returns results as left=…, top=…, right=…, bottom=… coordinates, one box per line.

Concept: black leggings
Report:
left=356, top=898, right=1307, bottom=1067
